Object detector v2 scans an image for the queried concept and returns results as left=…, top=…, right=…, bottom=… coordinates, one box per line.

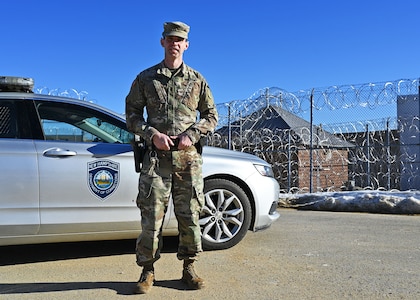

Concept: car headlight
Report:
left=254, top=164, right=274, bottom=178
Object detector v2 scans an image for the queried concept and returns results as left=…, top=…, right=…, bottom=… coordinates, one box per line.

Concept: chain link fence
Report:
left=208, top=78, right=420, bottom=193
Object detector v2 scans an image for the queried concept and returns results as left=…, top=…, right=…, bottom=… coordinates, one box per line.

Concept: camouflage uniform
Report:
left=125, top=61, right=218, bottom=267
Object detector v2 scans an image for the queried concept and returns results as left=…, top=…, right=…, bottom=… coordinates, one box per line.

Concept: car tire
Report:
left=200, top=178, right=252, bottom=250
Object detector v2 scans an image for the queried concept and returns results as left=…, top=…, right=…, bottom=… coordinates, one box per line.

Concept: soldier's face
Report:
left=161, top=36, right=189, bottom=58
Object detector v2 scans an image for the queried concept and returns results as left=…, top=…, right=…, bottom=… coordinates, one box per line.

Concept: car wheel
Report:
left=200, top=178, right=252, bottom=250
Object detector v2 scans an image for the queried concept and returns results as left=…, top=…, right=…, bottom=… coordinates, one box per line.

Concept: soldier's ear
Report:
left=160, top=38, right=165, bottom=47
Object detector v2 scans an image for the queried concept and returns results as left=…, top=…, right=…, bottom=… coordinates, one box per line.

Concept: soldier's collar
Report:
left=158, top=61, right=186, bottom=78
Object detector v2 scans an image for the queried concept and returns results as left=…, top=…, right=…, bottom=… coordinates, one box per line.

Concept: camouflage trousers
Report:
left=135, top=146, right=204, bottom=267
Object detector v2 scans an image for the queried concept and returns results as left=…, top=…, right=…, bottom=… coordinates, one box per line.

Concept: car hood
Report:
left=203, top=146, right=269, bottom=166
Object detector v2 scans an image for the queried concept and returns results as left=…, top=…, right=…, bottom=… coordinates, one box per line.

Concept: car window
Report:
left=36, top=100, right=133, bottom=144
left=0, top=99, right=44, bottom=139
left=0, top=101, right=16, bottom=138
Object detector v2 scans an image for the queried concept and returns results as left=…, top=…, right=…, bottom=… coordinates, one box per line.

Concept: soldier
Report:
left=125, top=21, right=218, bottom=294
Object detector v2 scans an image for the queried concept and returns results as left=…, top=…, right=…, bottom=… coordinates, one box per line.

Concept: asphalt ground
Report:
left=0, top=209, right=419, bottom=300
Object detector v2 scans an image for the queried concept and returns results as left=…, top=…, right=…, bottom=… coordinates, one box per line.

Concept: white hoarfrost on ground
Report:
left=279, top=190, right=420, bottom=214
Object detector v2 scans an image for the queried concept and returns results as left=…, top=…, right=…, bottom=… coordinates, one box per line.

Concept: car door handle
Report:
left=43, top=148, right=77, bottom=157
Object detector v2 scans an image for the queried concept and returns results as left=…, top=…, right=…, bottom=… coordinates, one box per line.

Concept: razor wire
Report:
left=209, top=78, right=420, bottom=193
left=36, top=87, right=92, bottom=101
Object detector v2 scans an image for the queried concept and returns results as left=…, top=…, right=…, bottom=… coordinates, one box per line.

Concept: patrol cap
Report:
left=162, top=21, right=190, bottom=39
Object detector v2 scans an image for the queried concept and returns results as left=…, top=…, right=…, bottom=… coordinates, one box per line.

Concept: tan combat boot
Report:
left=133, top=265, right=155, bottom=294
left=181, top=259, right=205, bottom=289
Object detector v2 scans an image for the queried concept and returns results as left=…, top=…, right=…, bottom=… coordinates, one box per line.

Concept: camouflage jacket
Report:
left=125, top=61, right=218, bottom=145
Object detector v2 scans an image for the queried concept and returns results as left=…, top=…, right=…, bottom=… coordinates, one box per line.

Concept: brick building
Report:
left=215, top=105, right=354, bottom=192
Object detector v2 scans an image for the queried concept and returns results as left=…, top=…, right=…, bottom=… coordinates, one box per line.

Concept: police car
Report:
left=0, top=76, right=280, bottom=250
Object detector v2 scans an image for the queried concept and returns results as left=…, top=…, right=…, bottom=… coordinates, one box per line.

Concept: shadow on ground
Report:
left=0, top=236, right=179, bottom=266
left=0, top=278, right=195, bottom=296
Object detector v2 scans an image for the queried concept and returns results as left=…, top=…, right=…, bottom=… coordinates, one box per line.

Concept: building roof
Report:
left=216, top=105, right=354, bottom=148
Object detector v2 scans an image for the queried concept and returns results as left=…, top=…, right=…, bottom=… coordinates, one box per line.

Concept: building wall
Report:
left=297, top=148, right=350, bottom=191
left=397, top=95, right=420, bottom=190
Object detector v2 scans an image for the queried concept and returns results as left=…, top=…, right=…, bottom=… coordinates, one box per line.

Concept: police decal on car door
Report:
left=87, top=160, right=120, bottom=200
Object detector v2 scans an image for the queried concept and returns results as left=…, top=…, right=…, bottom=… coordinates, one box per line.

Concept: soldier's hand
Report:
left=152, top=133, right=173, bottom=151
left=175, top=133, right=192, bottom=150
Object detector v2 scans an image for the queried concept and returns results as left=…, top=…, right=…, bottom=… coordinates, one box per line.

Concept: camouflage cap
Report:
left=162, top=21, right=190, bottom=39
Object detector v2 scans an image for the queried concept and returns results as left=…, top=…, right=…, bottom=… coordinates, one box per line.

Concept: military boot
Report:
left=133, top=265, right=155, bottom=294
left=181, top=259, right=205, bottom=289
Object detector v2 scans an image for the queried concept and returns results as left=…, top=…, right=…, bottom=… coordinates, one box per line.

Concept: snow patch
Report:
left=279, top=190, right=420, bottom=214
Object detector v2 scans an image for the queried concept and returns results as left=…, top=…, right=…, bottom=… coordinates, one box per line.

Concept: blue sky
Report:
left=2, top=0, right=419, bottom=114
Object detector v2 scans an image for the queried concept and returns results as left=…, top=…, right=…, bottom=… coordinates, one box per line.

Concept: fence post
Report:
left=240, top=111, right=243, bottom=148
left=288, top=129, right=291, bottom=192
left=366, top=123, right=371, bottom=188
left=228, top=105, right=232, bottom=150
left=386, top=118, right=391, bottom=190
left=309, top=89, right=314, bottom=193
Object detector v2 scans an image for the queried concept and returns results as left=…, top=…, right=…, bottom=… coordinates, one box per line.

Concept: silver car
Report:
left=0, top=77, right=280, bottom=250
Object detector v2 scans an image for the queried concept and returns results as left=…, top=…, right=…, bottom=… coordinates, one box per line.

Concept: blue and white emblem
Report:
left=87, top=160, right=120, bottom=200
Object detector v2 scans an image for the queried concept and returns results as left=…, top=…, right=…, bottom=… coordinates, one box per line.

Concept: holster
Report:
left=195, top=135, right=207, bottom=155
left=130, top=136, right=147, bottom=173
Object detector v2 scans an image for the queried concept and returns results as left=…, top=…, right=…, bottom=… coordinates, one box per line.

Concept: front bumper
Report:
left=247, top=174, right=280, bottom=231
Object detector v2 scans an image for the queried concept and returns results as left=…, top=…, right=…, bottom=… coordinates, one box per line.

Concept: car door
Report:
left=33, top=99, right=141, bottom=235
left=0, top=99, right=40, bottom=236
